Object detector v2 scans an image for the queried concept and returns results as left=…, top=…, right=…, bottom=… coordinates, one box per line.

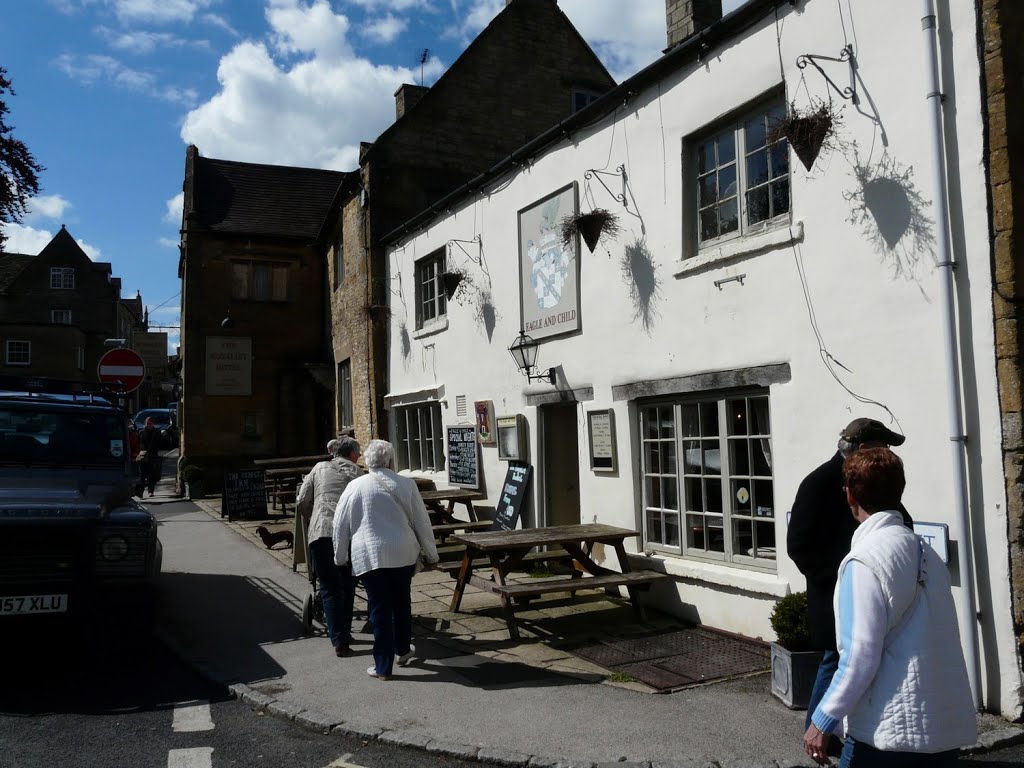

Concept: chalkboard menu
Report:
left=493, top=463, right=532, bottom=532
left=222, top=468, right=268, bottom=520
left=446, top=425, right=480, bottom=489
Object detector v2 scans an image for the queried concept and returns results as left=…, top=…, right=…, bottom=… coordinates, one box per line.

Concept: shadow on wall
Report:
left=842, top=145, right=936, bottom=285
left=621, top=238, right=662, bottom=333
left=399, top=322, right=412, bottom=366
left=473, top=288, right=499, bottom=343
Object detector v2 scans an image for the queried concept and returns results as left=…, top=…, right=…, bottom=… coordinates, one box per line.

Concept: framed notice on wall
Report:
left=587, top=410, right=617, bottom=472
left=474, top=400, right=496, bottom=445
left=446, top=424, right=480, bottom=489
left=518, top=182, right=581, bottom=341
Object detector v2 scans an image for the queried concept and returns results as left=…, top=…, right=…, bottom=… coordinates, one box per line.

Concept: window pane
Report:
left=643, top=409, right=659, bottom=439
left=719, top=164, right=737, bottom=200
left=659, top=407, right=675, bottom=438
left=747, top=186, right=770, bottom=225
left=700, top=207, right=719, bottom=241
left=733, top=518, right=753, bottom=557
left=771, top=178, right=791, bottom=217
left=681, top=405, right=699, bottom=437
left=732, top=479, right=752, bottom=514
left=700, top=402, right=719, bottom=436
left=272, top=266, right=288, bottom=301
left=645, top=442, right=661, bottom=474
left=770, top=141, right=789, bottom=179
left=686, top=513, right=705, bottom=550
left=698, top=173, right=718, bottom=206
left=717, top=131, right=736, bottom=165
left=698, top=141, right=715, bottom=174
left=750, top=396, right=770, bottom=434
left=253, top=265, right=269, bottom=300
left=727, top=399, right=748, bottom=435
left=704, top=479, right=722, bottom=513
left=730, top=439, right=750, bottom=476
left=684, top=477, right=703, bottom=512
left=663, top=440, right=677, bottom=475
left=719, top=198, right=739, bottom=235
left=648, top=510, right=664, bottom=544
left=664, top=513, right=680, bottom=547
left=703, top=443, right=721, bottom=475
left=754, top=479, right=775, bottom=517
left=646, top=476, right=661, bottom=507
left=663, top=478, right=678, bottom=511
left=231, top=264, right=249, bottom=299
left=746, top=149, right=769, bottom=187
left=755, top=520, right=776, bottom=557
left=744, top=114, right=767, bottom=151
left=707, top=517, right=725, bottom=552
left=683, top=440, right=701, bottom=472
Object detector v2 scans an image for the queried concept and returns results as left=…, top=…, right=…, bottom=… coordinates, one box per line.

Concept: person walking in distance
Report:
left=787, top=418, right=912, bottom=754
left=296, top=436, right=364, bottom=657
left=802, top=448, right=975, bottom=766
left=136, top=417, right=162, bottom=498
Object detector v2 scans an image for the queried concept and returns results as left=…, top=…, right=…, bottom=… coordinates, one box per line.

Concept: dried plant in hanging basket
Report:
left=441, top=270, right=465, bottom=301
left=363, top=303, right=391, bottom=325
left=560, top=208, right=623, bottom=253
left=769, top=101, right=841, bottom=172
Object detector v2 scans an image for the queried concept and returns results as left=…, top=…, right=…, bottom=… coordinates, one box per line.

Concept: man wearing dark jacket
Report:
left=787, top=418, right=912, bottom=747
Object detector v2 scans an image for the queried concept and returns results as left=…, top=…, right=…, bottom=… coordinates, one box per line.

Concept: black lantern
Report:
left=508, top=331, right=556, bottom=385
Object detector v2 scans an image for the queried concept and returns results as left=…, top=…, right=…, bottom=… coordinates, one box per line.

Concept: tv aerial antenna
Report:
left=419, top=49, right=429, bottom=86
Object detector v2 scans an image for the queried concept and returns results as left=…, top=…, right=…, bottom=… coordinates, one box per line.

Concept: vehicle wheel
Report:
left=302, top=593, right=314, bottom=633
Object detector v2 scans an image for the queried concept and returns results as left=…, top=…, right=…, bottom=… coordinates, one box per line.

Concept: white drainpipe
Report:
left=919, top=0, right=981, bottom=708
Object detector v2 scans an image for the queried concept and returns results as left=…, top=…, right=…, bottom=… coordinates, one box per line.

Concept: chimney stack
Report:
left=665, top=0, right=722, bottom=52
left=394, top=84, right=429, bottom=120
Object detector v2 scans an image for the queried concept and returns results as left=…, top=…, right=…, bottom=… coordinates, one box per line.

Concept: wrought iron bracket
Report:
left=796, top=45, right=858, bottom=104
left=584, top=165, right=628, bottom=208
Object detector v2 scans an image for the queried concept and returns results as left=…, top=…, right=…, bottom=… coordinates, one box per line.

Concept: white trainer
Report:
left=366, top=665, right=390, bottom=680
left=396, top=645, right=416, bottom=667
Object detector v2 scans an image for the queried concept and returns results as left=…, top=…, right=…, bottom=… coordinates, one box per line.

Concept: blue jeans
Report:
left=841, top=736, right=959, bottom=767
left=806, top=650, right=840, bottom=729
left=360, top=565, right=415, bottom=676
left=308, top=538, right=355, bottom=649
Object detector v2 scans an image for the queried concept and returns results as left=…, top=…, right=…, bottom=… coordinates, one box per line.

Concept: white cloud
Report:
left=109, top=0, right=213, bottom=25
left=97, top=27, right=211, bottom=54
left=164, top=193, right=183, bottom=225
left=349, top=0, right=435, bottom=10
left=158, top=237, right=180, bottom=248
left=53, top=53, right=200, bottom=105
left=76, top=238, right=103, bottom=260
left=202, top=13, right=238, bottom=36
left=361, top=13, right=407, bottom=44
left=2, top=222, right=102, bottom=260
left=181, top=0, right=445, bottom=170
left=26, top=194, right=73, bottom=221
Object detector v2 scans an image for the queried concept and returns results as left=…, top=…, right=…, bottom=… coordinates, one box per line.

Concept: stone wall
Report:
left=981, top=0, right=1024, bottom=662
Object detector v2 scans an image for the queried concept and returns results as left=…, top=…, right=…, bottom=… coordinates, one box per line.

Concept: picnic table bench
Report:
left=420, top=487, right=483, bottom=523
left=449, top=523, right=670, bottom=639
left=431, top=520, right=493, bottom=543
left=264, top=466, right=315, bottom=512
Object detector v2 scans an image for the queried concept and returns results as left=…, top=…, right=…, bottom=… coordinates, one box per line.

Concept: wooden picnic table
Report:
left=264, top=466, right=313, bottom=512
left=253, top=454, right=329, bottom=468
left=420, top=487, right=483, bottom=523
left=449, top=523, right=669, bottom=639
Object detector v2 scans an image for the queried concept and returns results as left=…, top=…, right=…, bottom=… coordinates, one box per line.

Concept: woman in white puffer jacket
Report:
left=333, top=439, right=439, bottom=680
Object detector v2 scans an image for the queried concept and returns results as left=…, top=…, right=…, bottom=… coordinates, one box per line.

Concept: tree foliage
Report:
left=0, top=67, right=44, bottom=252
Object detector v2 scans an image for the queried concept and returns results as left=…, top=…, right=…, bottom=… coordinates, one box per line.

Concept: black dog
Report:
left=255, top=526, right=294, bottom=550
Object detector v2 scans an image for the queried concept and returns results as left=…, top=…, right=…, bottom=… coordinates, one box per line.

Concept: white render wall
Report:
left=385, top=1, right=1022, bottom=715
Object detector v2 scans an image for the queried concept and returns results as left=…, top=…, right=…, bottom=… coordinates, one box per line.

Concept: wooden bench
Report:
left=265, top=466, right=314, bottom=512
left=494, top=569, right=669, bottom=602
left=432, top=520, right=493, bottom=543
left=437, top=547, right=574, bottom=575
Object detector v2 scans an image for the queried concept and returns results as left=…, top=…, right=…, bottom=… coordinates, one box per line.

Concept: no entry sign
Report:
left=97, top=348, right=146, bottom=393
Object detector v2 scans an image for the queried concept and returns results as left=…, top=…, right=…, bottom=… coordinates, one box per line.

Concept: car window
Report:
left=0, top=406, right=126, bottom=465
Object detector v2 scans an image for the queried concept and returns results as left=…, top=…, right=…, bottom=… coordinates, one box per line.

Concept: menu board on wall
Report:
left=446, top=425, right=480, bottom=489
left=222, top=468, right=268, bottom=520
left=493, top=463, right=532, bottom=532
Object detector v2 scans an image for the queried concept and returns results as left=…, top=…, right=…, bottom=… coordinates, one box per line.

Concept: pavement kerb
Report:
left=159, top=497, right=1024, bottom=767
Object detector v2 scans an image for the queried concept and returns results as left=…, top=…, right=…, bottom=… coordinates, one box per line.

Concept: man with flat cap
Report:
left=787, top=418, right=912, bottom=754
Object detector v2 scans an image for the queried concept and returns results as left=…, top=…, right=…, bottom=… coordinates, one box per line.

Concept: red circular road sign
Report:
left=97, top=348, right=146, bottom=393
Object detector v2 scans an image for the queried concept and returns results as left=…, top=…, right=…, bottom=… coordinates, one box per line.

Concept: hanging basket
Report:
left=441, top=271, right=464, bottom=301
left=560, top=208, right=622, bottom=254
left=770, top=104, right=835, bottom=172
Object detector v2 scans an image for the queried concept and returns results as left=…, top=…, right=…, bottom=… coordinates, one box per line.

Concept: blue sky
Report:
left=1, top=0, right=744, bottom=351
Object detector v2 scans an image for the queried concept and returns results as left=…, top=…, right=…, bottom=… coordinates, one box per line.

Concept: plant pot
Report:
left=770, top=643, right=824, bottom=709
left=575, top=213, right=606, bottom=253
left=185, top=480, right=204, bottom=500
left=441, top=271, right=464, bottom=301
left=784, top=115, right=832, bottom=172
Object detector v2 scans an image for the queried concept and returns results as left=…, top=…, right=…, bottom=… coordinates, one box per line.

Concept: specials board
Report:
left=493, top=462, right=532, bottom=532
left=446, top=424, right=480, bottom=489
left=222, top=468, right=268, bottom=520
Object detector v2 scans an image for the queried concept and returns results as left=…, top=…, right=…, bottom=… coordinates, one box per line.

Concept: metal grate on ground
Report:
left=567, top=626, right=770, bottom=693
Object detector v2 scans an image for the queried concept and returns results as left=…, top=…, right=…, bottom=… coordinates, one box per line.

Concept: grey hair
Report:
left=363, top=439, right=394, bottom=469
left=334, top=435, right=361, bottom=459
left=326, top=438, right=338, bottom=454
left=838, top=437, right=858, bottom=457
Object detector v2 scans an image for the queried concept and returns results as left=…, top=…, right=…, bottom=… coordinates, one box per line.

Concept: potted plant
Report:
left=560, top=208, right=622, bottom=254
left=769, top=591, right=824, bottom=709
left=769, top=101, right=841, bottom=172
left=180, top=464, right=205, bottom=501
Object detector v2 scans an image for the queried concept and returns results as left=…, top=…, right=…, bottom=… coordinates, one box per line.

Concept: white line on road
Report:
left=325, top=754, right=368, bottom=768
left=172, top=700, right=214, bottom=732
left=168, top=747, right=213, bottom=768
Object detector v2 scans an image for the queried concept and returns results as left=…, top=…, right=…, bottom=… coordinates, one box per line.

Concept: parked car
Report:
left=0, top=377, right=162, bottom=624
left=132, top=408, right=178, bottom=448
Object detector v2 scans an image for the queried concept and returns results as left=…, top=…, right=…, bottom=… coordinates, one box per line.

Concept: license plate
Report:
left=0, top=594, right=68, bottom=615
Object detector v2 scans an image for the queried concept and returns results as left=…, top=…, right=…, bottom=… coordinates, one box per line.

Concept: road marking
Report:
left=167, top=747, right=213, bottom=768
left=172, top=701, right=214, bottom=732
left=325, top=754, right=368, bottom=768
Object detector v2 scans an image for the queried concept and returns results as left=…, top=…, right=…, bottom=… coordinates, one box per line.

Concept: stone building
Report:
left=177, top=148, right=354, bottom=481
left=325, top=0, right=616, bottom=448
left=0, top=226, right=121, bottom=382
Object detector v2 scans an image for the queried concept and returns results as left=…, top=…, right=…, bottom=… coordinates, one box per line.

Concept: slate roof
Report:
left=0, top=253, right=35, bottom=293
left=190, top=156, right=351, bottom=240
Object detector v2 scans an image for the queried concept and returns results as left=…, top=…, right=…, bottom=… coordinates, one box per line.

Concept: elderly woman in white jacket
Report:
left=333, top=439, right=439, bottom=679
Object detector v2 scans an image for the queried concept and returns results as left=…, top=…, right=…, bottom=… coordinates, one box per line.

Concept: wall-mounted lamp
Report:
left=220, top=311, right=234, bottom=329
left=508, top=331, right=556, bottom=385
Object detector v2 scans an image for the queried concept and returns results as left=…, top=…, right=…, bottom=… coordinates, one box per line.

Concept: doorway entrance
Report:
left=541, top=402, right=581, bottom=527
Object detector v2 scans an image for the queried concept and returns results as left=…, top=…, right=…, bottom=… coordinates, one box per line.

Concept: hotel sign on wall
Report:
left=518, top=182, right=581, bottom=340
left=205, top=336, right=252, bottom=396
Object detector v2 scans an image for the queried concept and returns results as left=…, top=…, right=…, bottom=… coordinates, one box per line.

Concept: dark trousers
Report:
left=360, top=565, right=415, bottom=676
left=308, top=538, right=355, bottom=649
left=841, top=736, right=959, bottom=767
left=136, top=460, right=160, bottom=495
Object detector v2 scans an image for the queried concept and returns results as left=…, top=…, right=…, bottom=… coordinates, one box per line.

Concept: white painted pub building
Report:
left=380, top=0, right=1023, bottom=716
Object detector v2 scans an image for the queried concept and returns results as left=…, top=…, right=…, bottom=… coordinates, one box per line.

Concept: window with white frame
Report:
left=50, top=267, right=75, bottom=289
left=231, top=260, right=289, bottom=302
left=394, top=402, right=444, bottom=472
left=5, top=340, right=31, bottom=366
left=692, top=100, right=790, bottom=249
left=414, top=250, right=446, bottom=329
left=640, top=392, right=775, bottom=569
left=337, top=359, right=353, bottom=429
left=51, top=309, right=72, bottom=325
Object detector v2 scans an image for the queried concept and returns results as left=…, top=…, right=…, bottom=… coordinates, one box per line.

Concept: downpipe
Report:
left=919, top=0, right=981, bottom=708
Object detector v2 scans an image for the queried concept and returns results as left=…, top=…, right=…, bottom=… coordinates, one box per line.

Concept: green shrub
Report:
left=180, top=464, right=205, bottom=483
left=770, top=591, right=812, bottom=651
